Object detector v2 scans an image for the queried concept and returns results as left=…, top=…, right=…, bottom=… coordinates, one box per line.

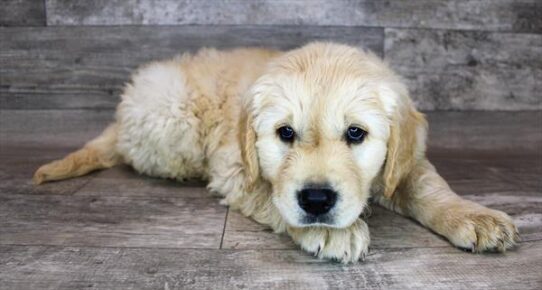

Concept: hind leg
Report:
left=33, top=124, right=120, bottom=184
left=115, top=59, right=206, bottom=181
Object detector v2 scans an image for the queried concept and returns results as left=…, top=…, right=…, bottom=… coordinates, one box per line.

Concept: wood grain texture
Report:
left=222, top=210, right=297, bottom=250
left=471, top=153, right=542, bottom=192
left=0, top=26, right=383, bottom=110
left=442, top=151, right=542, bottom=193
left=0, top=140, right=227, bottom=249
left=0, top=145, right=221, bottom=249
left=425, top=111, right=542, bottom=152
left=374, top=191, right=542, bottom=246
left=2, top=110, right=540, bottom=151
left=1, top=110, right=541, bottom=288
left=223, top=147, right=542, bottom=248
left=76, top=167, right=208, bottom=198
left=0, top=192, right=227, bottom=248
left=385, top=29, right=542, bottom=110
left=1, top=243, right=541, bottom=290
left=0, top=0, right=45, bottom=26
left=221, top=138, right=542, bottom=250
left=223, top=192, right=542, bottom=250
left=3, top=134, right=538, bottom=250
left=0, top=110, right=113, bottom=146
left=2, top=26, right=540, bottom=111
left=0, top=144, right=94, bottom=195
left=46, top=0, right=542, bottom=33
left=222, top=205, right=452, bottom=250
left=429, top=152, right=520, bottom=195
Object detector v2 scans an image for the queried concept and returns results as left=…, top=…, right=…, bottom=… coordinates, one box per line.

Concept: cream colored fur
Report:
left=34, top=42, right=518, bottom=263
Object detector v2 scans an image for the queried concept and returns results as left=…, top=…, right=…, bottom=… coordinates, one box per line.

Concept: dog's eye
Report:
left=277, top=126, right=295, bottom=142
left=345, top=126, right=367, bottom=144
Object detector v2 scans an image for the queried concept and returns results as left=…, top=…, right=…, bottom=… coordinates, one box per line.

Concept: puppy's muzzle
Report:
left=298, top=186, right=337, bottom=216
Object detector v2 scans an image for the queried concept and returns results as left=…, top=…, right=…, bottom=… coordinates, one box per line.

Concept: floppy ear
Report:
left=238, top=105, right=260, bottom=192
left=382, top=101, right=428, bottom=198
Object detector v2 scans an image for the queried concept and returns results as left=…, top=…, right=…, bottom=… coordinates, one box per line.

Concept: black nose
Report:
left=298, top=187, right=337, bottom=216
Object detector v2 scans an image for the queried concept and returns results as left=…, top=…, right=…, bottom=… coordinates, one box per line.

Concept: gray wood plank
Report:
left=1, top=108, right=540, bottom=288
left=429, top=153, right=519, bottom=194
left=427, top=149, right=542, bottom=194
left=0, top=0, right=45, bottom=26
left=1, top=243, right=541, bottom=290
left=0, top=145, right=95, bottom=195
left=223, top=145, right=542, bottom=249
left=76, top=167, right=209, bottom=198
left=0, top=141, right=226, bottom=248
left=222, top=205, right=452, bottom=250
left=0, top=110, right=113, bottom=146
left=425, top=111, right=542, bottom=152
left=3, top=110, right=540, bottom=151
left=0, top=141, right=225, bottom=248
left=81, top=164, right=205, bottom=187
left=2, top=135, right=538, bottom=249
left=469, top=153, right=542, bottom=192
left=0, top=148, right=204, bottom=197
left=223, top=191, right=542, bottom=250
left=0, top=192, right=227, bottom=249
left=385, top=29, right=542, bottom=110
left=222, top=210, right=297, bottom=250
left=46, top=0, right=542, bottom=33
left=0, top=26, right=383, bottom=110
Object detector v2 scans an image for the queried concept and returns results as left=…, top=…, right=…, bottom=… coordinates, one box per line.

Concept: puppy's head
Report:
left=240, top=43, right=426, bottom=228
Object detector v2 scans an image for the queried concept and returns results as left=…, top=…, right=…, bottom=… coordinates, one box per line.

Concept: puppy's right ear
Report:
left=239, top=106, right=260, bottom=192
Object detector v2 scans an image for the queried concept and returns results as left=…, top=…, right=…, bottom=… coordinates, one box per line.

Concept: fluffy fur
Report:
left=34, top=42, right=519, bottom=263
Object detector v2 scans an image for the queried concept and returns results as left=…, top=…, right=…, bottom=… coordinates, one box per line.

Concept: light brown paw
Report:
left=32, top=165, right=49, bottom=185
left=288, top=219, right=370, bottom=263
left=32, top=160, right=63, bottom=185
left=447, top=209, right=519, bottom=253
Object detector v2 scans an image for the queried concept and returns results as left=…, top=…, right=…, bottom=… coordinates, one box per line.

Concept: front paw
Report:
left=446, top=207, right=519, bottom=253
left=287, top=219, right=370, bottom=263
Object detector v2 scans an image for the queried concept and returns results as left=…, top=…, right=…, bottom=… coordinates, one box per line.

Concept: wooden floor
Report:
left=0, top=111, right=541, bottom=289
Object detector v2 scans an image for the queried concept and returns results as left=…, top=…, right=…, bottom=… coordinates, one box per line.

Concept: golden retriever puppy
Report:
left=33, top=42, right=518, bottom=263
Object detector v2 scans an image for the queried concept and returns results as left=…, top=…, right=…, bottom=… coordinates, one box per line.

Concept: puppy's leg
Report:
left=287, top=219, right=370, bottom=263
left=374, top=159, right=519, bottom=252
left=33, top=124, right=120, bottom=184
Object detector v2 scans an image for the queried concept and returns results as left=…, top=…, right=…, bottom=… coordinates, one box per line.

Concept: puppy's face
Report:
left=247, top=44, right=400, bottom=228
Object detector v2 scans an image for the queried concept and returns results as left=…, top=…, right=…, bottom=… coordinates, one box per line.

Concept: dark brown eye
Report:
left=346, top=126, right=367, bottom=144
left=277, top=126, right=295, bottom=142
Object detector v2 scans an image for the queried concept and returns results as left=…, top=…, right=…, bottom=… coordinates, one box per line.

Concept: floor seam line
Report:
left=219, top=206, right=229, bottom=250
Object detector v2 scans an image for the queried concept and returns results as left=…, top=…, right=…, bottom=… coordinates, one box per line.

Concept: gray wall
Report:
left=1, top=0, right=541, bottom=111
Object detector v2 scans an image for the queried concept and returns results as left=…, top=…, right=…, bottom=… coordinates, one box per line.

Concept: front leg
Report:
left=287, top=219, right=370, bottom=263
left=375, top=159, right=519, bottom=252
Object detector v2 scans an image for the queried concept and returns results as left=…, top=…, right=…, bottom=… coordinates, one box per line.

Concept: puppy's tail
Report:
left=33, top=124, right=121, bottom=185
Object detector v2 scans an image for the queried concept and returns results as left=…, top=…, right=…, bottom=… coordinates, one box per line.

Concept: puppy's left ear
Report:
left=381, top=87, right=428, bottom=198
left=238, top=105, right=260, bottom=192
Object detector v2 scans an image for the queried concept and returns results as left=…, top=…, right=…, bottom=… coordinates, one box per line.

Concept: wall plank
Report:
left=385, top=29, right=542, bottom=110
left=425, top=111, right=542, bottom=151
left=0, top=26, right=383, bottom=110
left=2, top=110, right=541, bottom=151
left=46, top=0, right=542, bottom=33
left=0, top=0, right=45, bottom=26
left=0, top=110, right=113, bottom=145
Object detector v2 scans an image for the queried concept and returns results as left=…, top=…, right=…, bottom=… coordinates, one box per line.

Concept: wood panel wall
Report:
left=1, top=0, right=541, bottom=111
